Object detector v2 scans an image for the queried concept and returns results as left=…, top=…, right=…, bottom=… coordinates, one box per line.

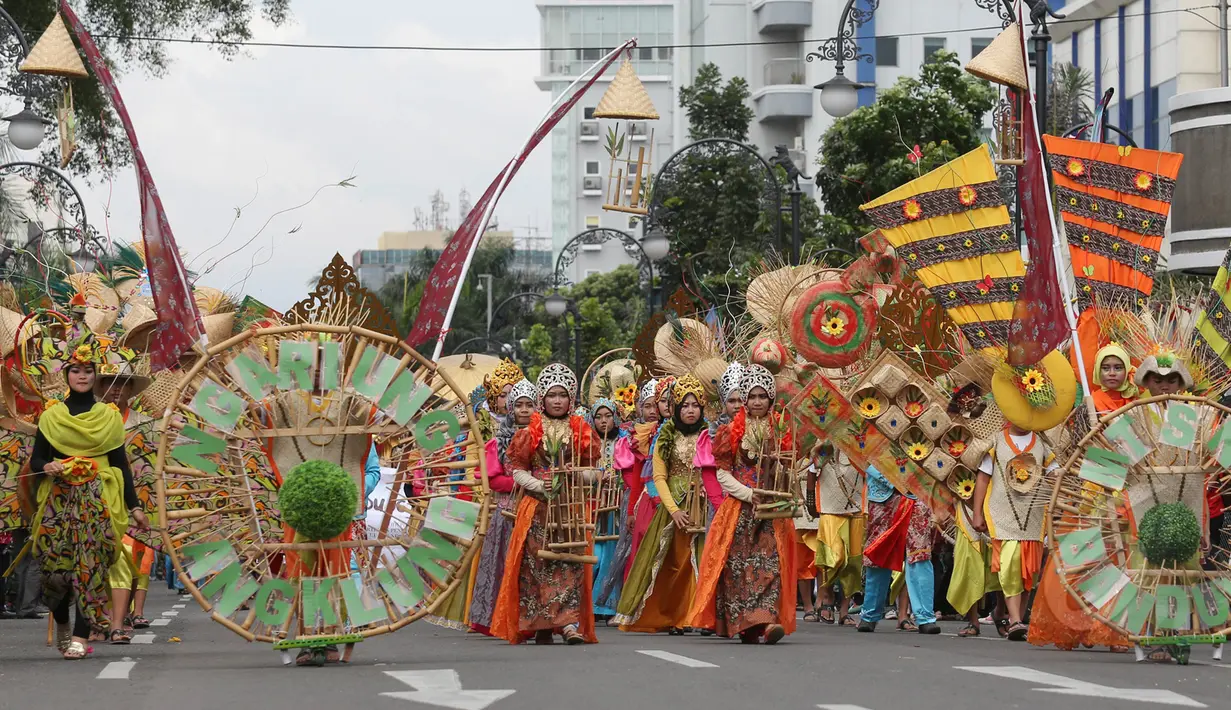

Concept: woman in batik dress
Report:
left=597, top=381, right=660, bottom=610
left=624, top=378, right=675, bottom=579
left=615, top=376, right=714, bottom=633
left=588, top=398, right=624, bottom=620
left=687, top=365, right=796, bottom=644
left=491, top=364, right=601, bottom=645
left=469, top=379, right=537, bottom=636
left=28, top=336, right=149, bottom=659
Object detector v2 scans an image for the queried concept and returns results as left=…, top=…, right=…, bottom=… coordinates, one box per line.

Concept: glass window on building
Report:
left=585, top=161, right=601, bottom=175
left=585, top=215, right=600, bottom=228
left=971, top=37, right=993, bottom=58
left=876, top=37, right=898, bottom=67
left=658, top=45, right=673, bottom=60
left=1147, top=86, right=1160, bottom=150
left=923, top=37, right=946, bottom=64
left=639, top=46, right=653, bottom=60
left=584, top=107, right=595, bottom=120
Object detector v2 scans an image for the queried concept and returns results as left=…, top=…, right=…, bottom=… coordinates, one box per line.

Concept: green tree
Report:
left=814, top=50, right=998, bottom=252
left=4, top=1, right=291, bottom=176
left=654, top=63, right=821, bottom=309
left=1047, top=62, right=1095, bottom=136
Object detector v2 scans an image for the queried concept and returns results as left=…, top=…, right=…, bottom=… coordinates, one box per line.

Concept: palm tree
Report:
left=1047, top=62, right=1095, bottom=137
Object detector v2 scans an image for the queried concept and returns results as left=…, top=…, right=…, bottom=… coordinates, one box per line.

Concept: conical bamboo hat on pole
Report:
left=965, top=22, right=1028, bottom=91
left=19, top=14, right=88, bottom=79
left=594, top=59, right=659, bottom=120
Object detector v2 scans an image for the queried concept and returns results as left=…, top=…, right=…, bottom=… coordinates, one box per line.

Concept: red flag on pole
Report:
left=406, top=43, right=633, bottom=353
left=59, top=1, right=204, bottom=370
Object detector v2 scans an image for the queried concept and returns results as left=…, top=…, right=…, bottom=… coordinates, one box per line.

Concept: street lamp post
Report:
left=476, top=273, right=494, bottom=337
left=0, top=7, right=53, bottom=151
left=807, top=0, right=880, bottom=119
left=544, top=292, right=583, bottom=377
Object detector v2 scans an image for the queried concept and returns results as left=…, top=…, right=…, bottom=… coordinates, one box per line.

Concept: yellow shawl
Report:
left=34, top=400, right=129, bottom=533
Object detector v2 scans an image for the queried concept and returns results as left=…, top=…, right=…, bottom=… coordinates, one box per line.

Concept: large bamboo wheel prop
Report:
left=155, top=323, right=489, bottom=645
left=1051, top=394, right=1231, bottom=662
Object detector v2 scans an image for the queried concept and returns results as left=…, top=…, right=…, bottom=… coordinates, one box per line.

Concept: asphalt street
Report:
left=1, top=587, right=1229, bottom=710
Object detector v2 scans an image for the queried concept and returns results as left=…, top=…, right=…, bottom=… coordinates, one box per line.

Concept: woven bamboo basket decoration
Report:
left=852, top=386, right=888, bottom=421
left=922, top=449, right=956, bottom=483
left=594, top=59, right=659, bottom=216
left=21, top=14, right=88, bottom=168
left=947, top=465, right=977, bottom=501
left=153, top=264, right=491, bottom=651
left=917, top=403, right=953, bottom=441
left=875, top=404, right=910, bottom=440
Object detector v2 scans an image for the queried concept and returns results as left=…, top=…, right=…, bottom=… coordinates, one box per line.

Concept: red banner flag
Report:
left=59, top=1, right=204, bottom=370
left=406, top=44, right=632, bottom=352
left=1008, top=82, right=1068, bottom=366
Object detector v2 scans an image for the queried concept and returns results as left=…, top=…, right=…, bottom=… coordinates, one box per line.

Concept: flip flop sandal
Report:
left=897, top=620, right=918, bottom=632
left=131, top=615, right=150, bottom=629
left=803, top=611, right=819, bottom=623
left=62, top=640, right=87, bottom=660
left=110, top=629, right=132, bottom=645
left=1006, top=622, right=1029, bottom=641
left=958, top=623, right=981, bottom=638
left=839, top=615, right=859, bottom=627
left=995, top=618, right=1011, bottom=638
left=818, top=605, right=836, bottom=624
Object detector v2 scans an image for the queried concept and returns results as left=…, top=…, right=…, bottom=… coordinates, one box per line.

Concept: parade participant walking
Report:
left=856, top=464, right=941, bottom=634
left=470, top=378, right=536, bottom=636
left=621, top=380, right=667, bottom=579
left=688, top=365, right=796, bottom=644
left=492, top=364, right=601, bottom=645
left=615, top=375, right=713, bottom=633
left=810, top=445, right=865, bottom=625
left=588, top=397, right=624, bottom=619
left=484, top=359, right=525, bottom=424
left=27, top=335, right=148, bottom=659
left=598, top=380, right=660, bottom=610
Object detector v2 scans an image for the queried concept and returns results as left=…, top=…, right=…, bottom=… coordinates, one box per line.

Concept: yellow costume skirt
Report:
left=816, top=514, right=864, bottom=594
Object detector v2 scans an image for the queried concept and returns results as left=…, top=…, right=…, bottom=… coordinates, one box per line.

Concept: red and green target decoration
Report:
left=789, top=281, right=878, bottom=368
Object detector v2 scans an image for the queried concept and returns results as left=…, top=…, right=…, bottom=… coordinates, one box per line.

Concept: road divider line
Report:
left=161, top=611, right=179, bottom=617
left=97, top=661, right=136, bottom=679
left=150, top=618, right=172, bottom=627
left=132, top=634, right=156, bottom=644
left=636, top=650, right=718, bottom=668
left=172, top=604, right=186, bottom=609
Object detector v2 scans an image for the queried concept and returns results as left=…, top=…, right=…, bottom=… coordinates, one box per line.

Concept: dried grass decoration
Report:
left=279, top=459, right=359, bottom=542
left=594, top=59, right=659, bottom=216
left=789, top=280, right=877, bottom=369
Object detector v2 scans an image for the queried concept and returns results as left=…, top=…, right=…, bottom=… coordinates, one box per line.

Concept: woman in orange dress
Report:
left=1027, top=343, right=1134, bottom=651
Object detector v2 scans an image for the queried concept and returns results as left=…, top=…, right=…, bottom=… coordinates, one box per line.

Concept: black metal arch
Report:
left=448, top=335, right=515, bottom=357
left=551, top=227, right=654, bottom=318
left=0, top=8, right=58, bottom=103
left=1063, top=123, right=1139, bottom=148
left=645, top=137, right=785, bottom=258
left=0, top=161, right=99, bottom=276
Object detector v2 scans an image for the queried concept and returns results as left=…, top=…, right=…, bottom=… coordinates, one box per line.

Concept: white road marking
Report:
left=132, top=634, right=156, bottom=644
left=956, top=665, right=1206, bottom=707
left=97, top=661, right=136, bottom=679
left=636, top=650, right=718, bottom=668
left=161, top=610, right=179, bottom=616
left=382, top=669, right=516, bottom=710
left=818, top=705, right=876, bottom=710
left=150, top=618, right=172, bottom=626
left=172, top=604, right=186, bottom=609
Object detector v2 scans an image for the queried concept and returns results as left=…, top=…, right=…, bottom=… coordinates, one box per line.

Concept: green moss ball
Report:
left=1138, top=502, right=1202, bottom=567
left=279, top=459, right=358, bottom=542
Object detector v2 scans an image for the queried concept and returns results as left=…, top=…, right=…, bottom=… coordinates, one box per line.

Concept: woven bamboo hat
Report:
left=0, top=307, right=33, bottom=358
left=20, top=14, right=88, bottom=78
left=119, top=301, right=158, bottom=352
left=594, top=60, right=660, bottom=120
left=965, top=22, right=1028, bottom=91
left=65, top=272, right=121, bottom=334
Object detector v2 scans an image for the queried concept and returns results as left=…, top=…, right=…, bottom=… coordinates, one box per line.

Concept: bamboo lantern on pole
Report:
left=19, top=14, right=89, bottom=167
left=594, top=58, right=659, bottom=216
left=965, top=22, right=1028, bottom=166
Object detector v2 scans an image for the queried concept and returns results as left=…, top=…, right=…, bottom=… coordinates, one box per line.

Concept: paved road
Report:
left=2, top=588, right=1229, bottom=710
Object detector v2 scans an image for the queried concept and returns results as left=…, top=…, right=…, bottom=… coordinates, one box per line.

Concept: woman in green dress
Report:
left=29, top=337, right=148, bottom=659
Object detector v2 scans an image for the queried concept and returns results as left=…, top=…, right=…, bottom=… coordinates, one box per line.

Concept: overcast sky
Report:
left=42, top=0, right=552, bottom=310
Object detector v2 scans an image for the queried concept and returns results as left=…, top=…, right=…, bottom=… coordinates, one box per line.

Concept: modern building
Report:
left=352, top=229, right=553, bottom=292
left=535, top=0, right=677, bottom=285
left=537, top=0, right=1014, bottom=282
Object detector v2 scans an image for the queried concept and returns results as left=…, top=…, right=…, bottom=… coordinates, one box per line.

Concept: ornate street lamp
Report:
left=807, top=0, right=880, bottom=119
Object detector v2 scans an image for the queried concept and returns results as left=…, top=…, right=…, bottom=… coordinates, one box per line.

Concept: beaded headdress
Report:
left=655, top=375, right=676, bottom=405
left=672, top=374, right=706, bottom=405
left=484, top=358, right=525, bottom=407
left=718, top=362, right=745, bottom=403
left=508, top=378, right=536, bottom=408
left=536, top=363, right=578, bottom=407
left=638, top=378, right=659, bottom=407
left=741, top=364, right=776, bottom=401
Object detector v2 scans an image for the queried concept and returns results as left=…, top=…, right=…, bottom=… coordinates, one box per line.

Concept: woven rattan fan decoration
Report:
left=595, top=58, right=659, bottom=216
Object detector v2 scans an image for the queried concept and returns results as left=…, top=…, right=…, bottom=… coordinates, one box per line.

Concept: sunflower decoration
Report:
left=906, top=441, right=931, bottom=461
left=822, top=314, right=847, bottom=338
left=956, top=477, right=976, bottom=500
left=1013, top=365, right=1056, bottom=409
left=1065, top=158, right=1085, bottom=178
left=1133, top=170, right=1154, bottom=192
left=957, top=184, right=978, bottom=206
left=858, top=396, right=882, bottom=419
left=902, top=199, right=923, bottom=221
left=614, top=383, right=637, bottom=409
